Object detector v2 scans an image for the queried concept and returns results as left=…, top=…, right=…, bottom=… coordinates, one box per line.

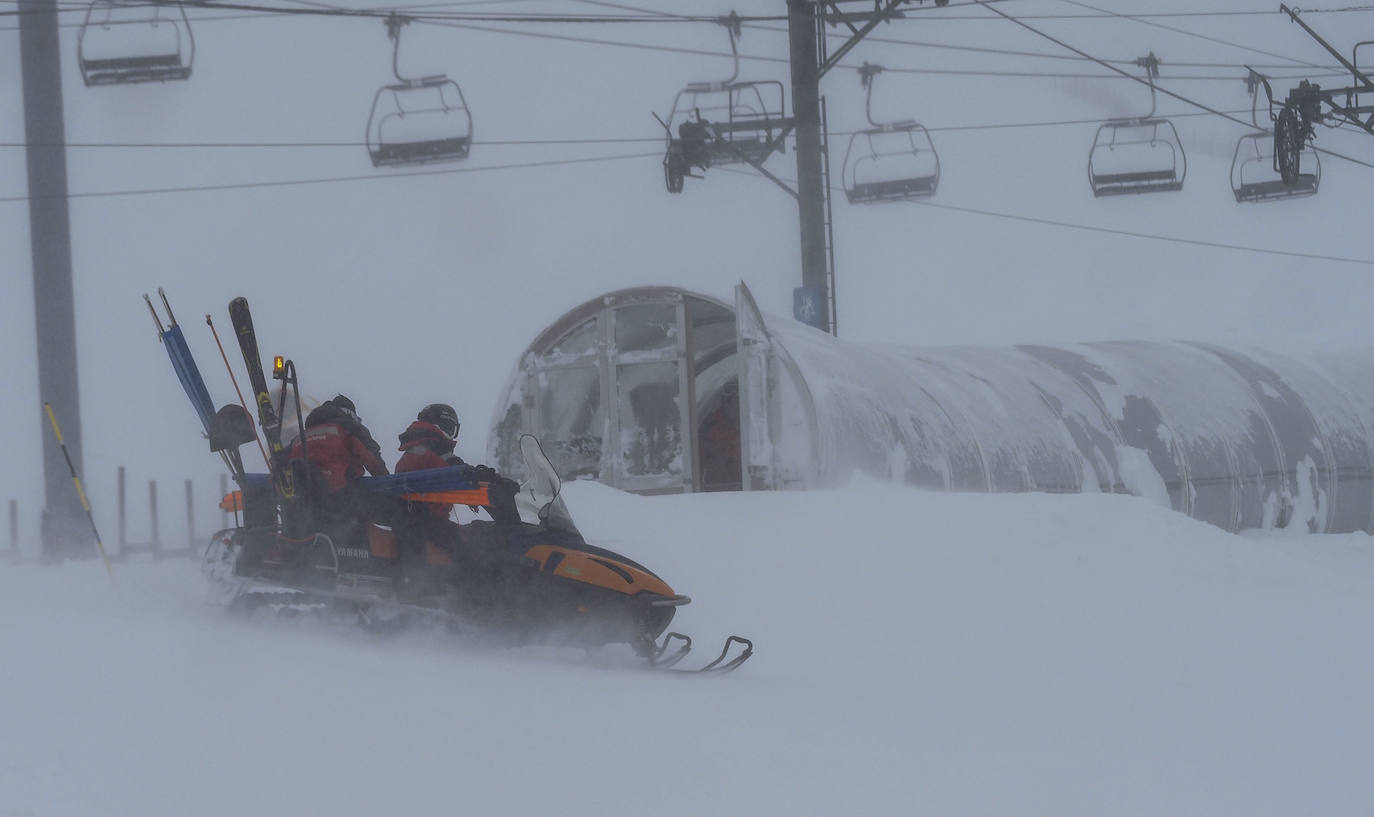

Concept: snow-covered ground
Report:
left=4, top=480, right=1373, bottom=816
left=5, top=1, right=1374, bottom=812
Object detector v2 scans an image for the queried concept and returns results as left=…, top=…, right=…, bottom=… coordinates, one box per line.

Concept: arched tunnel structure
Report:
left=488, top=284, right=1374, bottom=534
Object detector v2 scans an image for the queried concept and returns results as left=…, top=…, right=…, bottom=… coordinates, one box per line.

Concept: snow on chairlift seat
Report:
left=366, top=76, right=473, bottom=168
left=666, top=80, right=785, bottom=168
left=78, top=0, right=193, bottom=86
left=1087, top=118, right=1186, bottom=197
left=1230, top=131, right=1319, bottom=203
left=842, top=121, right=939, bottom=204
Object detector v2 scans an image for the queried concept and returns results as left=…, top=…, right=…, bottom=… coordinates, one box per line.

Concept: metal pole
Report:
left=217, top=472, right=228, bottom=530
left=20, top=0, right=86, bottom=560
left=149, top=481, right=160, bottom=555
left=787, top=0, right=834, bottom=335
left=185, top=479, right=194, bottom=550
left=117, top=466, right=127, bottom=551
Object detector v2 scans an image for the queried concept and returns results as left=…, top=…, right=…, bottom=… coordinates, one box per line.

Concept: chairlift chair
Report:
left=77, top=0, right=193, bottom=86
left=666, top=81, right=785, bottom=167
left=841, top=63, right=939, bottom=204
left=1087, top=53, right=1187, bottom=197
left=1230, top=132, right=1319, bottom=202
left=366, top=15, right=472, bottom=168
left=1229, top=71, right=1318, bottom=202
left=661, top=14, right=785, bottom=191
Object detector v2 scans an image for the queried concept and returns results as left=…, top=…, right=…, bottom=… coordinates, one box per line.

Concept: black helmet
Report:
left=418, top=403, right=460, bottom=441
left=331, top=394, right=357, bottom=415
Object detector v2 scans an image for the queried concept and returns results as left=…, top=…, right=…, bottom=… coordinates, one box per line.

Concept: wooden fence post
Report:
left=185, top=479, right=194, bottom=550
left=8, top=499, right=17, bottom=560
left=149, top=480, right=160, bottom=555
left=117, top=466, right=127, bottom=551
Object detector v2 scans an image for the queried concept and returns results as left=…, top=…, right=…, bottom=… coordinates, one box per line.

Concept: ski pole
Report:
left=206, top=314, right=273, bottom=475
left=42, top=402, right=113, bottom=579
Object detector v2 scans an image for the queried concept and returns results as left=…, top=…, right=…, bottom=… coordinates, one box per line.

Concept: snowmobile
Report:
left=204, top=435, right=750, bottom=671
left=146, top=291, right=750, bottom=673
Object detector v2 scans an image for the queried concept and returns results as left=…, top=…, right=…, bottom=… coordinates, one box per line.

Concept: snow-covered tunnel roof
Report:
left=489, top=284, right=1374, bottom=534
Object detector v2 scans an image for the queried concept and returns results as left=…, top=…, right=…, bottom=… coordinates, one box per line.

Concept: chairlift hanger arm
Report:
left=819, top=0, right=913, bottom=80
left=1276, top=6, right=1374, bottom=134
left=386, top=12, right=415, bottom=83
left=824, top=1, right=863, bottom=36
left=1280, top=4, right=1374, bottom=91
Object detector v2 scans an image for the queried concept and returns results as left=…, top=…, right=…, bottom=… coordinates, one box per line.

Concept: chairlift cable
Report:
left=408, top=15, right=1337, bottom=82
left=969, top=0, right=1374, bottom=174
left=0, top=151, right=661, bottom=203
left=555, top=0, right=1344, bottom=73
left=829, top=31, right=1344, bottom=72
left=5, top=0, right=1337, bottom=83
left=1057, top=0, right=1328, bottom=70
left=972, top=1, right=1374, bottom=172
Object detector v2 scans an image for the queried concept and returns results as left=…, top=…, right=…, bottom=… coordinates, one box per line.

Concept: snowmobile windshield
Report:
left=516, top=434, right=581, bottom=537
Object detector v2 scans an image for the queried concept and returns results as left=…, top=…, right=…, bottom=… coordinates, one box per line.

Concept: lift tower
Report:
left=20, top=0, right=88, bottom=559
left=787, top=0, right=937, bottom=335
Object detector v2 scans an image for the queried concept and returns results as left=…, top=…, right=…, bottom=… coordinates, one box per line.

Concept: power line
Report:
left=0, top=0, right=791, bottom=23
left=0, top=108, right=1265, bottom=151
left=715, top=166, right=1374, bottom=267
left=850, top=7, right=1374, bottom=19
left=0, top=151, right=659, bottom=203
left=0, top=136, right=663, bottom=148
left=875, top=64, right=1336, bottom=81
left=0, top=0, right=545, bottom=28
left=907, top=197, right=1374, bottom=266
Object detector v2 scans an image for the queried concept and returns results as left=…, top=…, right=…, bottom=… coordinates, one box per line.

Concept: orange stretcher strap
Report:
left=401, top=486, right=491, bottom=506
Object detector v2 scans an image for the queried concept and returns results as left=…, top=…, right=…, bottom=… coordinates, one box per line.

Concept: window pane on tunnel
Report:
left=616, top=362, right=684, bottom=479
left=614, top=303, right=678, bottom=355
left=537, top=366, right=603, bottom=481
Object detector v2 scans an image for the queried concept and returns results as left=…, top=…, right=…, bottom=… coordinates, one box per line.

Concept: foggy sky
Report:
left=3, top=0, right=1371, bottom=551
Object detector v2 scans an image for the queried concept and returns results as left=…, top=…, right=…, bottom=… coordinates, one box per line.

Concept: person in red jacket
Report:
left=396, top=403, right=466, bottom=512
left=394, top=403, right=519, bottom=595
left=397, top=403, right=519, bottom=520
left=288, top=395, right=390, bottom=520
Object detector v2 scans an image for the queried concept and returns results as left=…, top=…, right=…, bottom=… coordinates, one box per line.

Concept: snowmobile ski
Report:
left=647, top=633, right=753, bottom=674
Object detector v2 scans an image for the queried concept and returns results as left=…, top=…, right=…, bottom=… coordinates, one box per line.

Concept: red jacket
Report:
left=291, top=421, right=389, bottom=492
left=397, top=421, right=465, bottom=518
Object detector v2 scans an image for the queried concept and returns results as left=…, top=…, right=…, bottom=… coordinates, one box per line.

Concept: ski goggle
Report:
left=437, top=417, right=460, bottom=440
